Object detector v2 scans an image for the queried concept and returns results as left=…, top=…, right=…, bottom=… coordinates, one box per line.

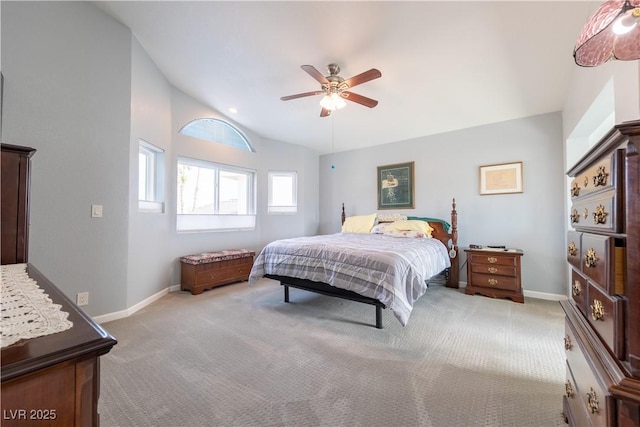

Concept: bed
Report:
left=248, top=199, right=459, bottom=328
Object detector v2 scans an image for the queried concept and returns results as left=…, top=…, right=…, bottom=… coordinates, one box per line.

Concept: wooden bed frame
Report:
left=265, top=198, right=459, bottom=329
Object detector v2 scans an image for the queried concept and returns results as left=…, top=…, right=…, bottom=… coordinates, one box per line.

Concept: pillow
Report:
left=386, top=219, right=434, bottom=236
left=383, top=230, right=431, bottom=239
left=341, top=213, right=377, bottom=233
left=370, top=222, right=392, bottom=234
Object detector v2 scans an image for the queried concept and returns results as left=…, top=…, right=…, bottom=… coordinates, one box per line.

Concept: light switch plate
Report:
left=91, top=204, right=103, bottom=218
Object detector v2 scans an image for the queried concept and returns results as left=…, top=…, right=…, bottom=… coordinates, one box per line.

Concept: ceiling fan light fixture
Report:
left=320, top=93, right=347, bottom=111
left=573, top=0, right=640, bottom=67
left=612, top=7, right=640, bottom=34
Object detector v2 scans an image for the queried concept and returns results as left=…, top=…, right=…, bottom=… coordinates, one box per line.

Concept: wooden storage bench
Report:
left=180, top=249, right=255, bottom=295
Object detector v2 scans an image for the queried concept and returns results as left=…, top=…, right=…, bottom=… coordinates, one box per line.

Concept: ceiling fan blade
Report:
left=342, top=69, right=381, bottom=89
left=341, top=91, right=378, bottom=108
left=320, top=108, right=332, bottom=117
left=281, top=90, right=324, bottom=101
left=301, top=65, right=329, bottom=84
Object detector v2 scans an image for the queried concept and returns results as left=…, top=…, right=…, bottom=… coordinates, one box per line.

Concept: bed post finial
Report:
left=447, top=197, right=460, bottom=288
left=341, top=203, right=346, bottom=225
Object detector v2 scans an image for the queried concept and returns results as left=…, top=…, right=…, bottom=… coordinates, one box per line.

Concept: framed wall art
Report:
left=377, top=161, right=414, bottom=209
left=479, top=161, right=523, bottom=195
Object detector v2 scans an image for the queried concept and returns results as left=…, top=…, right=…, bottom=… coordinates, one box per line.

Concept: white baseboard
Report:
left=93, top=285, right=178, bottom=324
left=524, top=290, right=568, bottom=301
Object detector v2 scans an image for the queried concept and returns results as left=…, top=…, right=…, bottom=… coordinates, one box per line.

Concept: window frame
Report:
left=179, top=118, right=254, bottom=152
left=176, top=156, right=256, bottom=232
left=138, top=139, right=165, bottom=213
left=267, top=171, right=298, bottom=214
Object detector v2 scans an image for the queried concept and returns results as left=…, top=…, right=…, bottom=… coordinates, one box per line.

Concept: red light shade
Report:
left=574, top=0, right=640, bottom=67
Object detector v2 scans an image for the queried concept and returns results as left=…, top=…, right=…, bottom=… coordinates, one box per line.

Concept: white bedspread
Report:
left=249, top=233, right=451, bottom=326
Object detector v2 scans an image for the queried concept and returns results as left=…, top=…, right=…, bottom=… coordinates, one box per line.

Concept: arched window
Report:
left=179, top=118, right=254, bottom=152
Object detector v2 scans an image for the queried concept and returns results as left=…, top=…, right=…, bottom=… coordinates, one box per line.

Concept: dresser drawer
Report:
left=467, top=253, right=516, bottom=267
left=564, top=364, right=590, bottom=427
left=469, top=273, right=518, bottom=292
left=565, top=320, right=611, bottom=427
left=571, top=268, right=588, bottom=316
left=470, top=263, right=516, bottom=277
left=581, top=234, right=614, bottom=293
left=587, top=282, right=625, bottom=359
left=570, top=188, right=621, bottom=233
left=567, top=231, right=582, bottom=271
left=570, top=149, right=623, bottom=200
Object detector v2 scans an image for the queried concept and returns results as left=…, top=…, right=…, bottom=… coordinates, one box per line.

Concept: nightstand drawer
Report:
left=467, top=253, right=516, bottom=267
left=470, top=263, right=515, bottom=277
left=470, top=273, right=518, bottom=292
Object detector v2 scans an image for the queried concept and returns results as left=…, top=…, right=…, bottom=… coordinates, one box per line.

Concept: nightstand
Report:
left=464, top=248, right=524, bottom=303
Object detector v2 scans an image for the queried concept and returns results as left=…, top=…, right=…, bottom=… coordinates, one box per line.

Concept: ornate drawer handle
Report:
left=488, top=279, right=498, bottom=286
left=583, top=208, right=589, bottom=219
left=591, top=299, right=605, bottom=321
left=570, top=209, right=579, bottom=224
left=488, top=267, right=498, bottom=273
left=593, top=166, right=608, bottom=187
left=565, top=380, right=574, bottom=398
left=584, top=248, right=598, bottom=268
left=568, top=242, right=577, bottom=257
left=564, top=335, right=572, bottom=350
left=592, top=204, right=608, bottom=224
left=587, top=388, right=599, bottom=414
left=572, top=280, right=582, bottom=296
left=487, top=257, right=497, bottom=264
left=571, top=182, right=580, bottom=197
left=583, top=176, right=589, bottom=188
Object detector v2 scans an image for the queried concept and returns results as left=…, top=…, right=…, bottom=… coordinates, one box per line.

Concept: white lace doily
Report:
left=1, top=264, right=73, bottom=348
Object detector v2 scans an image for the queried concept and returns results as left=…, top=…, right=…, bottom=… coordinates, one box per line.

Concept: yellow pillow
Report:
left=387, top=219, right=434, bottom=236
left=341, top=214, right=377, bottom=233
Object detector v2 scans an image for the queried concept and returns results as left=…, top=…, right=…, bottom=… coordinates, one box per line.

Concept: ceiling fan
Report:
left=281, top=63, right=382, bottom=117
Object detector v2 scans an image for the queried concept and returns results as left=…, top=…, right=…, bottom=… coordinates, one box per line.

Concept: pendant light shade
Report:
left=574, top=0, right=640, bottom=67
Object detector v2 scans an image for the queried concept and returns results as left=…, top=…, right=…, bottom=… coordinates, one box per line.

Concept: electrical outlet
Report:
left=76, top=292, right=89, bottom=306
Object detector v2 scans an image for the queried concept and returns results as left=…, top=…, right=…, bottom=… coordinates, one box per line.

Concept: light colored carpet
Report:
left=99, top=278, right=567, bottom=427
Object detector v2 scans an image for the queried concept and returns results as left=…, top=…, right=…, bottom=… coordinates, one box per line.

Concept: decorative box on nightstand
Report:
left=464, top=247, right=524, bottom=303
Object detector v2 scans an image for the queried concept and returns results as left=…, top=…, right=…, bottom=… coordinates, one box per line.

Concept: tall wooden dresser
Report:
left=561, top=120, right=640, bottom=426
left=1, top=143, right=117, bottom=426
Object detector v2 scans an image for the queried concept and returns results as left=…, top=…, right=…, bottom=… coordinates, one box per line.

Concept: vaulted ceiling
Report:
left=95, top=1, right=600, bottom=154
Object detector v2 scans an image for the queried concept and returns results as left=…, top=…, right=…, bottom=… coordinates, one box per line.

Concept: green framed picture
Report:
left=377, top=161, right=415, bottom=210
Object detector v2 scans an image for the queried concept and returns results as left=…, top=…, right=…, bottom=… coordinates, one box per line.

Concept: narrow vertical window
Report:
left=268, top=171, right=297, bottom=214
left=138, top=140, right=165, bottom=212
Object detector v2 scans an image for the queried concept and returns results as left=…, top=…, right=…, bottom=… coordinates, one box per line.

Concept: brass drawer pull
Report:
left=592, top=204, right=608, bottom=224
left=570, top=209, right=579, bottom=224
left=564, top=335, right=572, bottom=350
left=487, top=267, right=498, bottom=274
left=568, top=242, right=577, bottom=257
left=593, top=166, right=608, bottom=187
left=565, top=380, right=574, bottom=398
left=487, top=257, right=497, bottom=264
left=572, top=280, right=582, bottom=296
left=584, top=248, right=598, bottom=268
left=488, top=279, right=498, bottom=286
left=583, top=208, right=589, bottom=219
left=571, top=182, right=580, bottom=197
left=587, top=388, right=599, bottom=414
left=591, top=299, right=605, bottom=321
